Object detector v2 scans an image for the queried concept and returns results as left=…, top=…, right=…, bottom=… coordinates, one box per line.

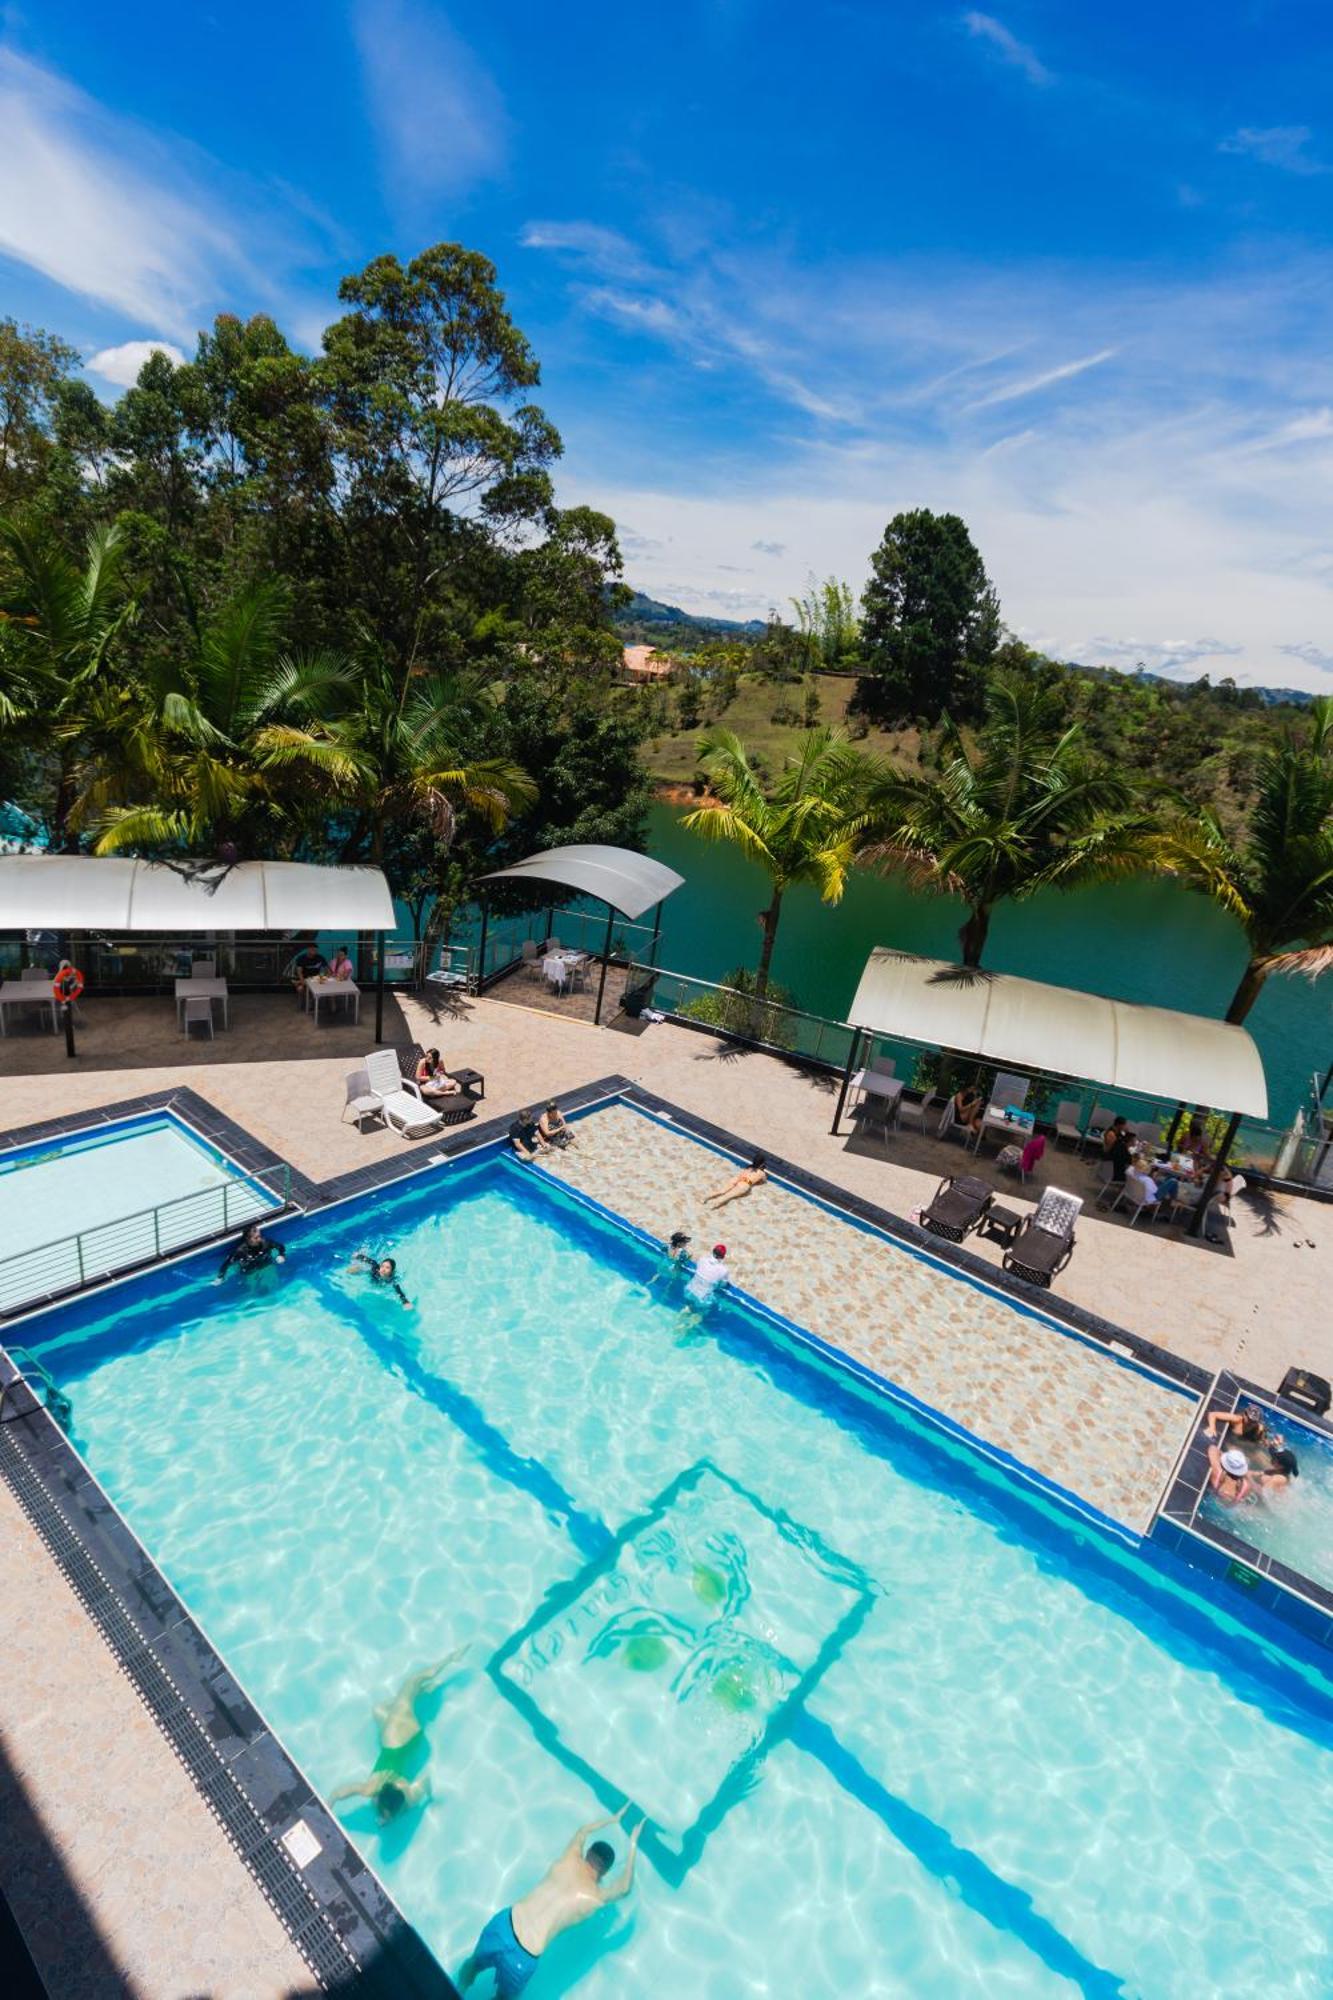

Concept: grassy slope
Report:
left=644, top=673, right=925, bottom=785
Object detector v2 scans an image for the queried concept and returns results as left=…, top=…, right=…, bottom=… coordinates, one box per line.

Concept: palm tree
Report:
left=284, top=646, right=537, bottom=866
left=0, top=515, right=134, bottom=845
left=863, top=673, right=1148, bottom=966
left=74, top=580, right=360, bottom=854
left=682, top=726, right=887, bottom=997
left=1151, top=697, right=1333, bottom=1023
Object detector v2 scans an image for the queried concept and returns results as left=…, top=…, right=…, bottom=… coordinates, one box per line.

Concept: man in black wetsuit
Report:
left=217, top=1223, right=286, bottom=1281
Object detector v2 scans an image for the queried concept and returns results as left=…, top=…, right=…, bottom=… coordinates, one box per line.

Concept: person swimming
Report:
left=1207, top=1444, right=1253, bottom=1507
left=350, top=1248, right=412, bottom=1307
left=460, top=1807, right=645, bottom=1998
left=330, top=1646, right=469, bottom=1825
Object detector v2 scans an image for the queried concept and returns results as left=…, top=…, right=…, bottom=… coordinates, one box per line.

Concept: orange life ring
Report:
left=53, top=966, right=84, bottom=1004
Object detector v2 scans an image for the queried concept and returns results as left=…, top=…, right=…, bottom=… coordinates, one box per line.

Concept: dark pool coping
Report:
left=1149, top=1369, right=1333, bottom=1650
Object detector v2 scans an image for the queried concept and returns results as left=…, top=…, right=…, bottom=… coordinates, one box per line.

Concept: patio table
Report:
left=305, top=975, right=360, bottom=1025
left=174, top=976, right=230, bottom=1030
left=0, top=981, right=58, bottom=1035
left=850, top=1070, right=905, bottom=1125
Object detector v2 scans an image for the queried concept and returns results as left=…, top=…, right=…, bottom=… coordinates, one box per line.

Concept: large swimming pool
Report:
left=19, top=1143, right=1333, bottom=1998
left=0, top=1113, right=278, bottom=1313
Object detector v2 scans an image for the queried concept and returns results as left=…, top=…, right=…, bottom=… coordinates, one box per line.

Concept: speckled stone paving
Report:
left=541, top=1102, right=1197, bottom=1534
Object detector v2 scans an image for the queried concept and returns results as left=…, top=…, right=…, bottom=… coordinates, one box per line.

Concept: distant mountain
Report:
left=615, top=589, right=766, bottom=637
left=1067, top=661, right=1314, bottom=708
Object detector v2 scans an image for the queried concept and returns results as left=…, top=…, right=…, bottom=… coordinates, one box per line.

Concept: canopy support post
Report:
left=1165, top=1101, right=1186, bottom=1150
left=831, top=1028, right=863, bottom=1136
left=476, top=895, right=490, bottom=992
left=374, top=932, right=385, bottom=1044
left=62, top=1000, right=77, bottom=1061
left=649, top=899, right=664, bottom=969
left=594, top=903, right=615, bottom=1026
left=1186, top=1110, right=1242, bottom=1238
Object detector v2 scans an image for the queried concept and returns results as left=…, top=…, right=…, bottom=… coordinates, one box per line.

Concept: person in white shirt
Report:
left=684, top=1243, right=729, bottom=1307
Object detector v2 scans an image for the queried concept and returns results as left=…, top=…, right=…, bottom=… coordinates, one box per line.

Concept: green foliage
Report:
left=859, top=509, right=999, bottom=723
left=791, top=576, right=860, bottom=671
left=0, top=319, right=78, bottom=506
left=677, top=965, right=798, bottom=1048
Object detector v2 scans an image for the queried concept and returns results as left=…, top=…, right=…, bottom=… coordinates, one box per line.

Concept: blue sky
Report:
left=3, top=1, right=1333, bottom=686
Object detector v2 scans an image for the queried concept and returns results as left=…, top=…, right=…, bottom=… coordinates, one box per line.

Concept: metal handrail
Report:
left=0, top=1161, right=291, bottom=1314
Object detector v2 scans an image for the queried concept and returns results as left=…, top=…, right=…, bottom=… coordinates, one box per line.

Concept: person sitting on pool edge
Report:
left=1206, top=1444, right=1253, bottom=1507
left=509, top=1109, right=550, bottom=1162
left=330, top=1645, right=469, bottom=1826
left=416, top=1048, right=462, bottom=1099
left=350, top=1248, right=412, bottom=1307
left=216, top=1223, right=286, bottom=1282
left=538, top=1100, right=574, bottom=1149
left=704, top=1153, right=767, bottom=1208
left=650, top=1230, right=691, bottom=1288
left=460, top=1806, right=645, bottom=1998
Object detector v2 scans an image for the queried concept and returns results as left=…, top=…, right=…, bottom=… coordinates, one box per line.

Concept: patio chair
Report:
left=1082, top=1108, right=1114, bottom=1154
left=989, top=1071, right=1029, bottom=1113
left=895, top=1091, right=936, bottom=1134
left=342, top=1067, right=384, bottom=1132
left=1120, top=1167, right=1165, bottom=1226
left=520, top=939, right=541, bottom=978
left=181, top=994, right=213, bottom=1041
left=362, top=1048, right=443, bottom=1140
left=920, top=1173, right=993, bottom=1243
left=1094, top=1161, right=1125, bottom=1210
left=869, top=1054, right=896, bottom=1078
left=852, top=1091, right=895, bottom=1152
left=1054, top=1100, right=1084, bottom=1150
left=193, top=957, right=216, bottom=977
left=19, top=965, right=48, bottom=982
left=1002, top=1188, right=1082, bottom=1288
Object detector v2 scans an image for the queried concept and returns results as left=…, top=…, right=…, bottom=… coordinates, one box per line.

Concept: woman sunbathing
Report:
left=705, top=1153, right=768, bottom=1208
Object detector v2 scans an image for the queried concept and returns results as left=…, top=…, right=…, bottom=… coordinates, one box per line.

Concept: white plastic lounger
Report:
left=362, top=1049, right=444, bottom=1139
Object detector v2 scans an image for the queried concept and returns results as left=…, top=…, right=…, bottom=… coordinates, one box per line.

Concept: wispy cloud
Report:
left=1219, top=125, right=1328, bottom=175
left=0, top=50, right=254, bottom=335
left=353, top=0, right=507, bottom=206
left=963, top=347, right=1118, bottom=411
left=87, top=338, right=187, bottom=385
left=962, top=12, right=1051, bottom=87
left=752, top=539, right=787, bottom=557
left=1278, top=641, right=1333, bottom=674
left=521, top=220, right=647, bottom=279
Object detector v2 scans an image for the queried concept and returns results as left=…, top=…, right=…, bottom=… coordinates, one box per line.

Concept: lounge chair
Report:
left=362, top=1048, right=443, bottom=1139
left=920, top=1173, right=993, bottom=1243
left=398, top=1043, right=478, bottom=1126
left=1003, top=1188, right=1082, bottom=1287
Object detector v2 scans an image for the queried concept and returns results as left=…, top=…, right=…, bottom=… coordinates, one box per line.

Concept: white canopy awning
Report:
left=0, top=856, right=396, bottom=932
left=476, top=843, right=684, bottom=923
left=847, top=948, right=1269, bottom=1118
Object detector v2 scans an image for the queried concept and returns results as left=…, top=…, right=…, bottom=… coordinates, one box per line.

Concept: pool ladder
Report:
left=0, top=1347, right=73, bottom=1431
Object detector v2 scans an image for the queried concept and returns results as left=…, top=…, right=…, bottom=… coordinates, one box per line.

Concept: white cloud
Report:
left=1219, top=125, right=1328, bottom=175
left=353, top=0, right=506, bottom=205
left=1278, top=642, right=1333, bottom=675
left=0, top=51, right=253, bottom=335
left=86, top=338, right=188, bottom=387
left=962, top=12, right=1051, bottom=87
left=520, top=220, right=646, bottom=278
left=963, top=347, right=1117, bottom=411
left=752, top=540, right=787, bottom=557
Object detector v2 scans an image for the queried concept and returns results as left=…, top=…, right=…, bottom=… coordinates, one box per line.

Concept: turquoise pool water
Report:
left=0, top=1115, right=276, bottom=1312
left=25, top=1155, right=1333, bottom=1998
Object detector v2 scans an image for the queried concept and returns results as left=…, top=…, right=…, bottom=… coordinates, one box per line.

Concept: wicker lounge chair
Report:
left=1002, top=1188, right=1082, bottom=1287
left=920, top=1173, right=993, bottom=1243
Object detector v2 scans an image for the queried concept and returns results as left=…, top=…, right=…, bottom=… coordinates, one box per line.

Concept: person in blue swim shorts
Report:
left=460, top=1806, right=644, bottom=1995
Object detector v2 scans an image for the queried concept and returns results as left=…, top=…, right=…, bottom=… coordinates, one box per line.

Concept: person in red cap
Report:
left=684, top=1241, right=729, bottom=1308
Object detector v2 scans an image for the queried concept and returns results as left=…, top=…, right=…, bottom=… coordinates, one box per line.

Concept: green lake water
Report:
left=641, top=803, right=1329, bottom=1128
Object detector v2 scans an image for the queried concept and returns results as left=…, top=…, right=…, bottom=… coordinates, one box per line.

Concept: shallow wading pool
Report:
left=18, top=1141, right=1333, bottom=1998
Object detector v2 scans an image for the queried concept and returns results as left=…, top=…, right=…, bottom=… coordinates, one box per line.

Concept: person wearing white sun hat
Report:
left=1207, top=1443, right=1253, bottom=1507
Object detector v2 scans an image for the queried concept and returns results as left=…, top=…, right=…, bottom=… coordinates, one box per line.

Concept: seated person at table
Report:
left=705, top=1154, right=768, bottom=1208
left=538, top=1101, right=574, bottom=1149
left=350, top=1248, right=412, bottom=1307
left=1207, top=1445, right=1253, bottom=1506
left=289, top=940, right=326, bottom=1001
left=217, top=1222, right=286, bottom=1281
left=328, top=943, right=354, bottom=980
left=1123, top=1163, right=1166, bottom=1214
left=509, top=1109, right=550, bottom=1161
left=1102, top=1117, right=1134, bottom=1179
left=951, top=1085, right=984, bottom=1139
left=416, top=1048, right=461, bottom=1098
